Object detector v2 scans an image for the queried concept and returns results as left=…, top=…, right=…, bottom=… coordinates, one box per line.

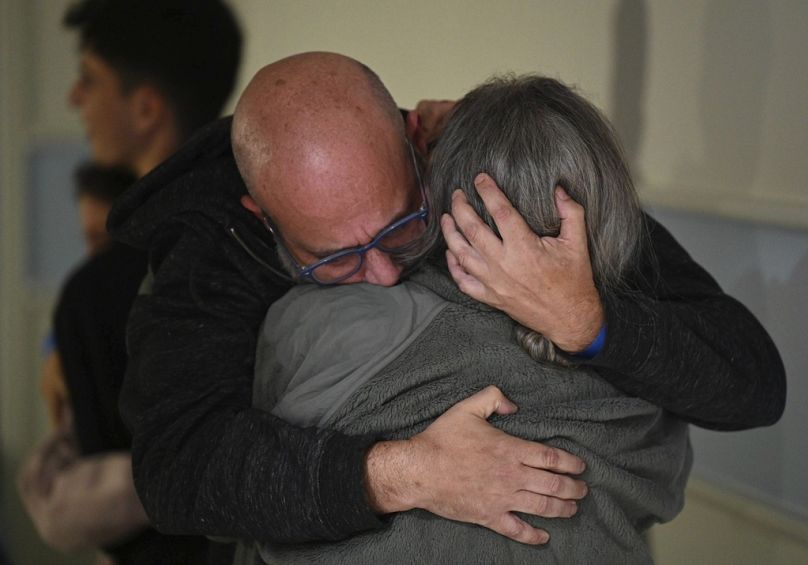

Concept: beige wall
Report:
left=230, top=0, right=808, bottom=229
left=2, top=1, right=806, bottom=563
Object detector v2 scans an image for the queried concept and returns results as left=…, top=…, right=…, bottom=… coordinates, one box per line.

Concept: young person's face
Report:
left=77, top=194, right=112, bottom=255
left=68, top=50, right=140, bottom=168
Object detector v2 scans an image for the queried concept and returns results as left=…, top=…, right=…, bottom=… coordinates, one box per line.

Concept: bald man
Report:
left=109, top=52, right=784, bottom=549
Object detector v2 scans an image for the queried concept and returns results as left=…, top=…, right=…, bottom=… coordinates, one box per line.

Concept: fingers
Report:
left=457, top=385, right=518, bottom=419
left=522, top=441, right=587, bottom=475
left=554, top=187, right=587, bottom=245
left=511, top=492, right=579, bottom=519
left=472, top=173, right=533, bottom=242
left=490, top=513, right=550, bottom=545
left=405, top=110, right=420, bottom=146
left=441, top=212, right=487, bottom=278
left=520, top=467, right=588, bottom=501
left=445, top=249, right=487, bottom=300
left=449, top=189, right=503, bottom=257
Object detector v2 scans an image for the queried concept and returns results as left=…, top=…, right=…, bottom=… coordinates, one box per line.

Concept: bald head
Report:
left=233, top=52, right=404, bottom=200
left=233, top=52, right=419, bottom=287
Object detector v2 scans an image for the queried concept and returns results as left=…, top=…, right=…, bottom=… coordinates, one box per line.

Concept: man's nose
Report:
left=362, top=248, right=403, bottom=287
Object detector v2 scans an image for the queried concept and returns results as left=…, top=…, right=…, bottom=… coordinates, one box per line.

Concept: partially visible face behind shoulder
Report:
left=77, top=193, right=113, bottom=255
left=233, top=52, right=418, bottom=287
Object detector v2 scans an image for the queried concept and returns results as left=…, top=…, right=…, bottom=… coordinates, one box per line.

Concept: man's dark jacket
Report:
left=109, top=116, right=786, bottom=544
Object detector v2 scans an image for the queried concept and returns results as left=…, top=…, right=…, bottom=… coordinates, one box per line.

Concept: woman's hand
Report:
left=441, top=173, right=603, bottom=353
left=405, top=99, right=456, bottom=158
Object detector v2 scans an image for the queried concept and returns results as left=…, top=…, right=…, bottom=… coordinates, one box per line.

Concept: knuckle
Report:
left=542, top=447, right=560, bottom=469
left=464, top=223, right=480, bottom=244
left=534, top=496, right=549, bottom=515
left=502, top=519, right=524, bottom=539
left=544, top=473, right=562, bottom=496
left=491, top=205, right=512, bottom=223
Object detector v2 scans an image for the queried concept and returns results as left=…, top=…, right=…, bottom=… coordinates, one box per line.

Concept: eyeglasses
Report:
left=263, top=141, right=427, bottom=285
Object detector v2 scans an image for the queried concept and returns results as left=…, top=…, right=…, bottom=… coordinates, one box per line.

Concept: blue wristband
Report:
left=576, top=324, right=607, bottom=360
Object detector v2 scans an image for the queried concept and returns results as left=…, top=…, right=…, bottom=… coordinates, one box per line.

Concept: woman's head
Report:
left=419, top=75, right=646, bottom=361
left=424, top=74, right=644, bottom=291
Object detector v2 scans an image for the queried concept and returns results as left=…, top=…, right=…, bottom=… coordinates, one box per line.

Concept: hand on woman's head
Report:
left=441, top=173, right=603, bottom=354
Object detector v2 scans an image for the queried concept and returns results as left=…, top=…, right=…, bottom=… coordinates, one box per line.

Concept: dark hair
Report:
left=74, top=162, right=136, bottom=203
left=64, top=0, right=242, bottom=138
left=415, top=74, right=646, bottom=363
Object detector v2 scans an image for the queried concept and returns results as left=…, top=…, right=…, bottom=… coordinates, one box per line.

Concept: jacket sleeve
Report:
left=584, top=214, right=786, bottom=431
left=120, top=227, right=383, bottom=543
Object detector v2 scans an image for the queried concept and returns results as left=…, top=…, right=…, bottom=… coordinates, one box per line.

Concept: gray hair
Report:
left=410, top=74, right=646, bottom=364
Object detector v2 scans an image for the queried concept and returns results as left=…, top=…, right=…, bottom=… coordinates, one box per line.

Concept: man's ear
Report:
left=240, top=194, right=265, bottom=221
left=129, top=84, right=168, bottom=135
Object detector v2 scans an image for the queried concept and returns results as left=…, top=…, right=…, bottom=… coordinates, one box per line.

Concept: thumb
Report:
left=555, top=187, right=587, bottom=245
left=461, top=385, right=519, bottom=419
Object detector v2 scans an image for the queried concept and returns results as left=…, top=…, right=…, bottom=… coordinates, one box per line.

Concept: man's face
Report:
left=68, top=50, right=140, bottom=167
left=252, top=141, right=422, bottom=288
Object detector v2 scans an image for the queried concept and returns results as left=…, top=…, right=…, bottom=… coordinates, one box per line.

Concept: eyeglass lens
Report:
left=310, top=214, right=425, bottom=283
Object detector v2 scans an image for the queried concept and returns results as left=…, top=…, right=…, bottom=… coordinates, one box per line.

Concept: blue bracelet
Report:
left=576, top=324, right=607, bottom=359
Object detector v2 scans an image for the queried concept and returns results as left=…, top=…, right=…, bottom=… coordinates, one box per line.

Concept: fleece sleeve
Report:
left=583, top=214, right=786, bottom=431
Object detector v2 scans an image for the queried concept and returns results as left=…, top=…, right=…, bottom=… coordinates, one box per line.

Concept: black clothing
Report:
left=55, top=243, right=147, bottom=455
left=593, top=219, right=787, bottom=431
left=53, top=215, right=233, bottom=563
left=109, top=116, right=785, bottom=544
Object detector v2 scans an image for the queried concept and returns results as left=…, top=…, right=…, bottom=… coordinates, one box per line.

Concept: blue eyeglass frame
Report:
left=262, top=140, right=428, bottom=285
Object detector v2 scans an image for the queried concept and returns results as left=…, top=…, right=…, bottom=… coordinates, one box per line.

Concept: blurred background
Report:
left=1, top=1, right=806, bottom=563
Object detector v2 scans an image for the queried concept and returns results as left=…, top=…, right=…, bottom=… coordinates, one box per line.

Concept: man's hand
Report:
left=441, top=173, right=604, bottom=353
left=364, top=386, right=588, bottom=545
left=405, top=99, right=456, bottom=158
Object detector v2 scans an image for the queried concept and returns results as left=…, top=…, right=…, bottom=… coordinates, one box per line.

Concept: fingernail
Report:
left=555, top=187, right=569, bottom=200
left=474, top=173, right=487, bottom=186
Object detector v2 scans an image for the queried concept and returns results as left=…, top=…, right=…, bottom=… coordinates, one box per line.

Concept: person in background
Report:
left=39, top=163, right=135, bottom=430
left=74, top=164, right=136, bottom=256
left=19, top=1, right=242, bottom=564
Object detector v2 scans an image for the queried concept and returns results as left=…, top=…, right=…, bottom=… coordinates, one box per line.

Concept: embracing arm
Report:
left=124, top=227, right=587, bottom=545
left=590, top=215, right=785, bottom=430
left=443, top=173, right=785, bottom=430
left=122, top=230, right=380, bottom=543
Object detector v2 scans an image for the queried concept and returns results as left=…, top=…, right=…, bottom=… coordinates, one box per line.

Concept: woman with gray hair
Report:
left=423, top=74, right=645, bottom=364
left=242, top=75, right=690, bottom=564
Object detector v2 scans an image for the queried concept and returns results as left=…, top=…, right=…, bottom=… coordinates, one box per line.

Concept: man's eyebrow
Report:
left=306, top=197, right=416, bottom=258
